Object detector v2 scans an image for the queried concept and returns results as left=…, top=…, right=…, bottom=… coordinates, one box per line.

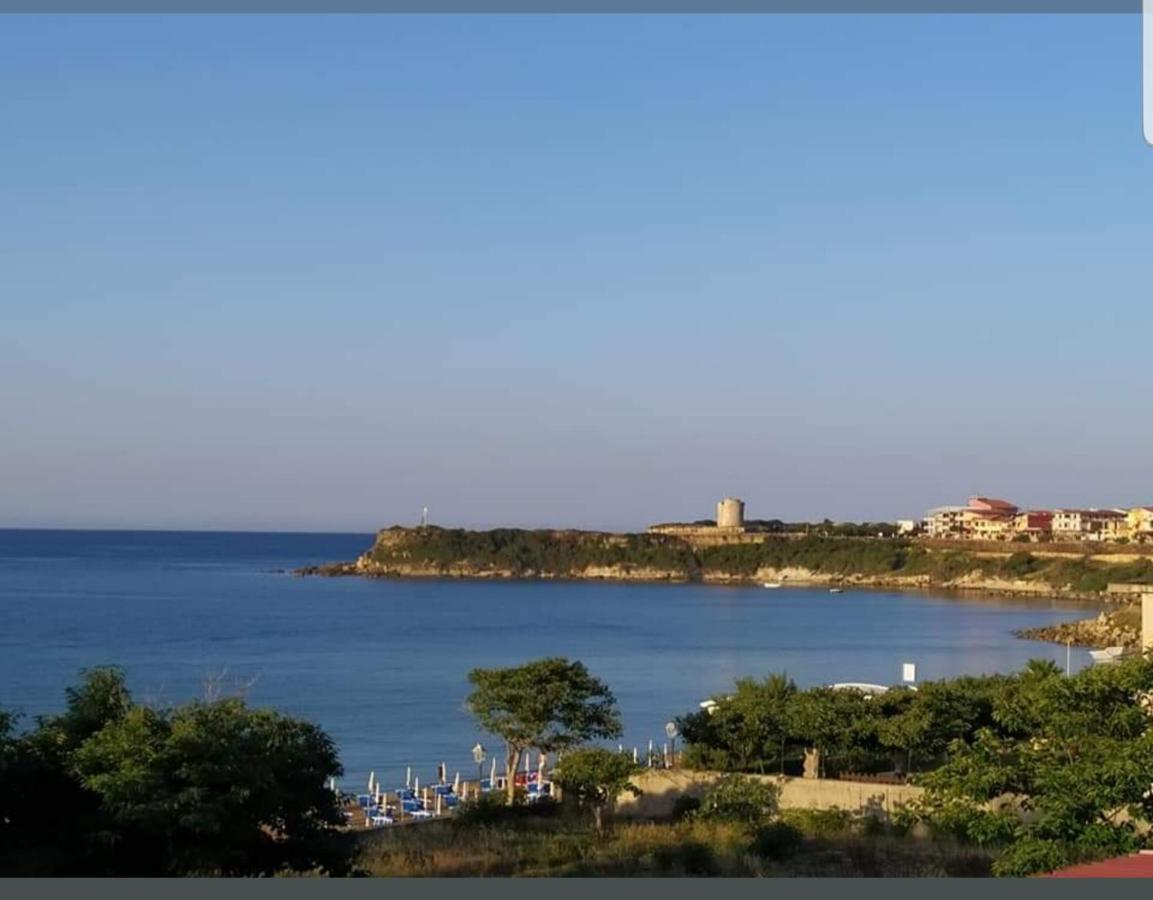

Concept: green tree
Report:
left=72, top=697, right=346, bottom=875
left=909, top=656, right=1153, bottom=876
left=552, top=747, right=641, bottom=834
left=786, top=687, right=876, bottom=777
left=0, top=668, right=348, bottom=876
left=467, top=658, right=622, bottom=803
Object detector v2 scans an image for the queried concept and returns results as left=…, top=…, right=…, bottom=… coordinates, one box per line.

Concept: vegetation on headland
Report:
left=315, top=526, right=1153, bottom=597
left=677, top=657, right=1153, bottom=876
left=362, top=526, right=700, bottom=577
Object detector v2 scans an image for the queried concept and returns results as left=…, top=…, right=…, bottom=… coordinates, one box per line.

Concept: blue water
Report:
left=0, top=529, right=1096, bottom=792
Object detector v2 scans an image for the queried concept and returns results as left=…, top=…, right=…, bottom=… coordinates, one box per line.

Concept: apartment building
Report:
left=1050, top=509, right=1127, bottom=541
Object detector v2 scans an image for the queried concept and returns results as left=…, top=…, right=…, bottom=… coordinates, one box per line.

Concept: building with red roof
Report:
left=1040, top=851, right=1153, bottom=878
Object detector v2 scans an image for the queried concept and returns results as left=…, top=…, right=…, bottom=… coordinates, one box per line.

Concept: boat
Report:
left=829, top=587, right=844, bottom=594
left=1089, top=646, right=1127, bottom=665
left=762, top=582, right=782, bottom=589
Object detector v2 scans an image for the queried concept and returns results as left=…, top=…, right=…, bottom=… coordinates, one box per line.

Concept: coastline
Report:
left=296, top=557, right=1117, bottom=648
left=293, top=526, right=1153, bottom=650
left=294, top=559, right=1110, bottom=604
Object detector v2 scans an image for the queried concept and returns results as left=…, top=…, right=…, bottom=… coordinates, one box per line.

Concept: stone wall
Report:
left=615, top=769, right=924, bottom=822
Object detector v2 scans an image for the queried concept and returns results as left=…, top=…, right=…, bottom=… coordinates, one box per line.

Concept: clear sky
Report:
left=2, top=14, right=1151, bottom=532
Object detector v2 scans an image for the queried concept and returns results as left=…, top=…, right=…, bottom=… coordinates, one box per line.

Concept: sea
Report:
left=0, top=528, right=1098, bottom=792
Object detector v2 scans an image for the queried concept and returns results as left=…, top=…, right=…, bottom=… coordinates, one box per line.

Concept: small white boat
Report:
left=1089, top=646, right=1126, bottom=665
left=762, top=582, right=782, bottom=589
left=829, top=587, right=844, bottom=594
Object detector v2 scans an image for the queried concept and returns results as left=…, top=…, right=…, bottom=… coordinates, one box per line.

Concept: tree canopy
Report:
left=552, top=747, right=641, bottom=833
left=0, top=667, right=348, bottom=876
left=467, top=658, right=622, bottom=802
left=677, top=657, right=1153, bottom=876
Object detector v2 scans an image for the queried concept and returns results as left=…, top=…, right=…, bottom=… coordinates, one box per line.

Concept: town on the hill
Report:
left=650, top=496, right=1153, bottom=545
left=917, top=497, right=1153, bottom=543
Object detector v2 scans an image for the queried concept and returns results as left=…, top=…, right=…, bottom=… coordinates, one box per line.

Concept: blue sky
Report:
left=2, top=14, right=1151, bottom=532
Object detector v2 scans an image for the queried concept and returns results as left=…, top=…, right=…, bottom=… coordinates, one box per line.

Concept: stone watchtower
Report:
left=716, top=497, right=746, bottom=531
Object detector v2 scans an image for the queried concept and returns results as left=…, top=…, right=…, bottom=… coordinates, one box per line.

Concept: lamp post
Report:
left=665, top=721, right=678, bottom=768
left=472, top=743, right=487, bottom=791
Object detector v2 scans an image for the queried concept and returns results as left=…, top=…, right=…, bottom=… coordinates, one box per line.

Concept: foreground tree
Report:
left=467, top=658, right=622, bottom=803
left=0, top=667, right=348, bottom=876
left=552, top=747, right=641, bottom=834
left=906, top=656, right=1153, bottom=876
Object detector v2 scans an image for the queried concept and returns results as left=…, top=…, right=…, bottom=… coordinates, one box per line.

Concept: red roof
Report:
left=1041, top=852, right=1153, bottom=878
left=968, top=497, right=1018, bottom=512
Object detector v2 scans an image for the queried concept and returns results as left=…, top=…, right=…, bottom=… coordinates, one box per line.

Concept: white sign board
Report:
left=902, top=663, right=917, bottom=683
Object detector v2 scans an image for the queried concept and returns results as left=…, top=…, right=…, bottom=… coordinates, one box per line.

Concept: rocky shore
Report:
left=1014, top=604, right=1142, bottom=649
left=295, top=526, right=1152, bottom=617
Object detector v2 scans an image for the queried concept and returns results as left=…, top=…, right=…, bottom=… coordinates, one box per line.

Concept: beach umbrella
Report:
left=405, top=766, right=412, bottom=789
left=453, top=772, right=461, bottom=793
left=538, top=752, right=546, bottom=784
left=648, top=739, right=654, bottom=766
left=439, top=761, right=446, bottom=784
left=368, top=771, right=375, bottom=794
left=436, top=793, right=443, bottom=816
left=663, top=742, right=670, bottom=767
left=414, top=776, right=420, bottom=794
left=489, top=757, right=497, bottom=785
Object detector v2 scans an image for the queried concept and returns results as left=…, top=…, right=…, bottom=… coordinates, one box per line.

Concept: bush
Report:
left=670, top=796, right=701, bottom=821
left=692, top=776, right=780, bottom=829
left=652, top=840, right=718, bottom=876
left=750, top=821, right=804, bottom=860
left=780, top=806, right=854, bottom=838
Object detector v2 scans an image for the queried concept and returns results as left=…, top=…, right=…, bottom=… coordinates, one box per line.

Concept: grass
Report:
left=353, top=805, right=994, bottom=877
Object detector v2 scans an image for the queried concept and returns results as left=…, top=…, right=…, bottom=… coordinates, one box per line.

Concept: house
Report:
left=1127, top=507, right=1153, bottom=541
left=960, top=497, right=1018, bottom=540
left=967, top=496, right=1019, bottom=517
left=923, top=497, right=1019, bottom=539
left=1051, top=509, right=1128, bottom=541
left=923, top=506, right=966, bottom=538
left=965, top=510, right=1014, bottom=541
left=1012, top=511, right=1053, bottom=541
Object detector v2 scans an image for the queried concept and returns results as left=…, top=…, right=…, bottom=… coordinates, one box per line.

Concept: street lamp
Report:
left=665, top=721, right=678, bottom=768
left=472, top=743, right=487, bottom=789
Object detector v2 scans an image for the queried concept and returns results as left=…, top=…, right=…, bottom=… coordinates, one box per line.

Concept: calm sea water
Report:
left=0, top=529, right=1097, bottom=791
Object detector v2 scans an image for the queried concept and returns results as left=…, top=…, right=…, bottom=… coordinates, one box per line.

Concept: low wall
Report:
left=615, top=769, right=924, bottom=821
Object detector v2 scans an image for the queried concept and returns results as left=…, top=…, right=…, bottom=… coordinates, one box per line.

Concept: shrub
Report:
left=670, top=796, right=701, bottom=821
left=780, top=806, right=854, bottom=838
left=651, top=840, right=718, bottom=876
left=692, top=776, right=780, bottom=829
left=750, top=821, right=804, bottom=860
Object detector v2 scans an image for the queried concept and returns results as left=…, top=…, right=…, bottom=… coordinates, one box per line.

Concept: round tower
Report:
left=716, top=497, right=745, bottom=530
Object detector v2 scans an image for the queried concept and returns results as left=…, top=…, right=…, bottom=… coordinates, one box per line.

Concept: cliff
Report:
left=297, top=526, right=1153, bottom=600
